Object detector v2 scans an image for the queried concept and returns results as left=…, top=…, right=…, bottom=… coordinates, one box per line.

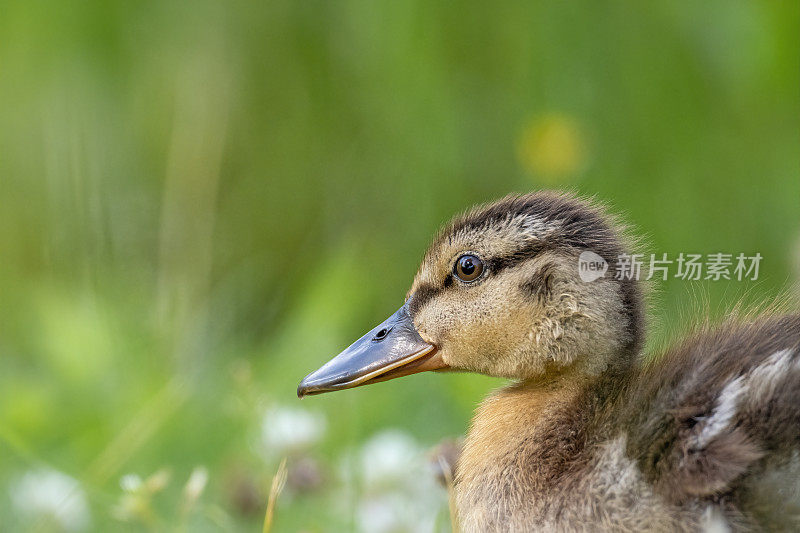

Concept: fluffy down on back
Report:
left=622, top=314, right=800, bottom=530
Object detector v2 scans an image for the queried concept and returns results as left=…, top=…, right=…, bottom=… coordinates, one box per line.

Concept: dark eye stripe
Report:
left=408, top=242, right=552, bottom=315
left=487, top=241, right=550, bottom=275
left=407, top=283, right=443, bottom=315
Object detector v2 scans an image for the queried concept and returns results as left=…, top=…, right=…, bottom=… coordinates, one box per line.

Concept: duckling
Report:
left=298, top=192, right=800, bottom=532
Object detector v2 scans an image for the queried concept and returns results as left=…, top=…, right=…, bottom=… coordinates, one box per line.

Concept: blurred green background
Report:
left=0, top=1, right=798, bottom=531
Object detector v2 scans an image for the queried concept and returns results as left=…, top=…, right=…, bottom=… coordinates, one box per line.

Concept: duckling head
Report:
left=298, top=191, right=643, bottom=396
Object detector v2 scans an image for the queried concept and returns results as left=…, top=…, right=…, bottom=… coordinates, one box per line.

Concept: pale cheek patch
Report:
left=412, top=274, right=538, bottom=376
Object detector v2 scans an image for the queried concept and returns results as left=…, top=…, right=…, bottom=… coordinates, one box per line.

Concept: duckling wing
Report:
left=623, top=314, right=800, bottom=520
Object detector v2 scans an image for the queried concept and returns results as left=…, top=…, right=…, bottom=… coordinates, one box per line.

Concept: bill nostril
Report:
left=373, top=327, right=391, bottom=341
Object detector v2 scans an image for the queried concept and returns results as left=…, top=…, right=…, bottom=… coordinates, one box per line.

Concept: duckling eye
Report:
left=454, top=254, right=484, bottom=283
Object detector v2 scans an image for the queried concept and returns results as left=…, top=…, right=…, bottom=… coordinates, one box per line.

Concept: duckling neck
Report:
left=455, top=364, right=632, bottom=529
left=457, top=369, right=596, bottom=484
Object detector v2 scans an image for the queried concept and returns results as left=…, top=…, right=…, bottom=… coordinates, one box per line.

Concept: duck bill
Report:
left=297, top=303, right=445, bottom=397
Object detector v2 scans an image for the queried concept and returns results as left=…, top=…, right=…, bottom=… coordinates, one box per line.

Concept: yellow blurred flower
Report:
left=516, top=113, right=587, bottom=183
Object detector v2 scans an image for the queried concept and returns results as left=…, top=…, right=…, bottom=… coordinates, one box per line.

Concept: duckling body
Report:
left=458, top=314, right=800, bottom=531
left=297, top=192, right=800, bottom=531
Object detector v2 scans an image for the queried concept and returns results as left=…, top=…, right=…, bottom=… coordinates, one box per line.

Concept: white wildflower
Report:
left=357, top=492, right=438, bottom=533
left=119, top=474, right=142, bottom=493
left=359, top=430, right=421, bottom=489
left=357, top=494, right=403, bottom=533
left=183, top=466, right=209, bottom=501
left=355, top=430, right=446, bottom=532
left=260, top=405, right=326, bottom=456
left=10, top=468, right=90, bottom=532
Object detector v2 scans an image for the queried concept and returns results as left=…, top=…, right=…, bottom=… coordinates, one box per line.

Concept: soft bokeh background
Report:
left=1, top=1, right=798, bottom=531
